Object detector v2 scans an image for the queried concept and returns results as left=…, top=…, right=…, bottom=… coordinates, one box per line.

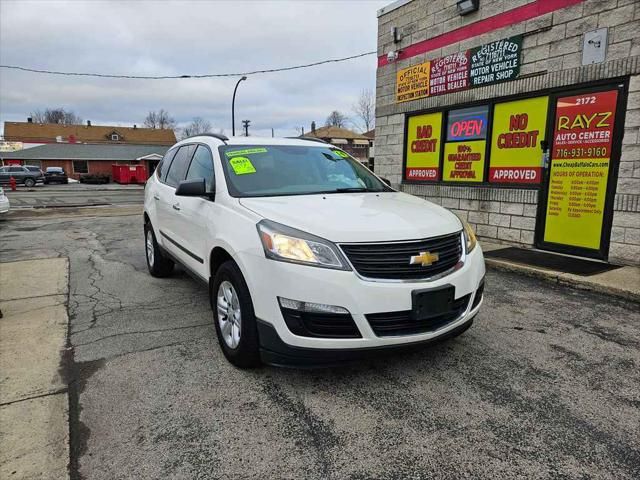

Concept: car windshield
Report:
left=218, top=144, right=386, bottom=197
left=47, top=168, right=63, bottom=173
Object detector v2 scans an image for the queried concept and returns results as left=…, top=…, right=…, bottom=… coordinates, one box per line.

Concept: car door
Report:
left=0, top=167, right=9, bottom=183
left=172, top=144, right=216, bottom=278
left=156, top=144, right=196, bottom=262
left=9, top=166, right=26, bottom=183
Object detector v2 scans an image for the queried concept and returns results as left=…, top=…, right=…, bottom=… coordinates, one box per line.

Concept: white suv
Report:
left=144, top=135, right=485, bottom=368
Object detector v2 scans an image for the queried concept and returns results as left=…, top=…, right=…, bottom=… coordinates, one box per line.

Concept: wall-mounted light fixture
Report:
left=387, top=50, right=400, bottom=63
left=456, top=0, right=479, bottom=16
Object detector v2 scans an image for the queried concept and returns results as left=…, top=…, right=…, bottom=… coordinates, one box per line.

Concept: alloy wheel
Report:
left=217, top=280, right=242, bottom=349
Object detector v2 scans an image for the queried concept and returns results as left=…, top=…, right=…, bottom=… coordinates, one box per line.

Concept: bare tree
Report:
left=143, top=109, right=177, bottom=130
left=181, top=117, right=213, bottom=139
left=352, top=89, right=375, bottom=133
left=325, top=110, right=348, bottom=128
left=30, top=108, right=82, bottom=125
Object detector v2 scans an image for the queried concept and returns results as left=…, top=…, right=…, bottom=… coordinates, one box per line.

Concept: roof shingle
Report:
left=4, top=122, right=176, bottom=145
left=0, top=143, right=169, bottom=161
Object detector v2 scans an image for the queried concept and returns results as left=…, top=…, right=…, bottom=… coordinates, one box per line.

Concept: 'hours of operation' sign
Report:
left=489, top=96, right=549, bottom=184
left=405, top=112, right=442, bottom=181
left=543, top=90, right=618, bottom=250
left=396, top=61, right=430, bottom=103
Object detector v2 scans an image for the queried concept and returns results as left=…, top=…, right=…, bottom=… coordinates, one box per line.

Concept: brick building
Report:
left=375, top=0, right=639, bottom=265
left=0, top=144, right=168, bottom=180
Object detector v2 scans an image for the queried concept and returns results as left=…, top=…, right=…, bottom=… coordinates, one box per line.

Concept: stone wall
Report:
left=375, top=0, right=640, bottom=265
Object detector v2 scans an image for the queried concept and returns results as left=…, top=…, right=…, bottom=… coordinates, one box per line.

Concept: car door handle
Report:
left=153, top=194, right=160, bottom=201
left=172, top=203, right=181, bottom=211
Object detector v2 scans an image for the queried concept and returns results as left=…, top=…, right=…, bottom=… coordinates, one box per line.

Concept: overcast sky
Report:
left=0, top=0, right=388, bottom=138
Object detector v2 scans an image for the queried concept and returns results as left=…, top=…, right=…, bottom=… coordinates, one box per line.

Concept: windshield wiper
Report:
left=332, top=187, right=370, bottom=192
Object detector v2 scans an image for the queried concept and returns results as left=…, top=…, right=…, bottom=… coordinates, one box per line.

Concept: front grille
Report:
left=280, top=308, right=361, bottom=338
left=340, top=232, right=462, bottom=280
left=366, top=294, right=471, bottom=337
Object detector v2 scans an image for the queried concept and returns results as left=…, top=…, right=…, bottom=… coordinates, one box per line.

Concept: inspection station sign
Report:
left=395, top=35, right=522, bottom=103
left=396, top=62, right=431, bottom=103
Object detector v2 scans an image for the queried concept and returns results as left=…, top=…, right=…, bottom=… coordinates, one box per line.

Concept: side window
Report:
left=9, top=166, right=24, bottom=173
left=185, top=145, right=215, bottom=190
left=165, top=145, right=195, bottom=188
left=158, top=148, right=177, bottom=181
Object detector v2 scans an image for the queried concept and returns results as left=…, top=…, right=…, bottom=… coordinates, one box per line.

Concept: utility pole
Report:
left=271, top=127, right=274, bottom=138
left=242, top=120, right=250, bottom=137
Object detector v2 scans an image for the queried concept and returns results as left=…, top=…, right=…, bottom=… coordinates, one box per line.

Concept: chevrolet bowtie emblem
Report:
left=409, top=251, right=439, bottom=267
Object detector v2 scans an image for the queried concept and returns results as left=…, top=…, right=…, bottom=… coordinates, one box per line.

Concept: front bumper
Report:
left=0, top=198, right=9, bottom=214
left=235, top=243, right=485, bottom=356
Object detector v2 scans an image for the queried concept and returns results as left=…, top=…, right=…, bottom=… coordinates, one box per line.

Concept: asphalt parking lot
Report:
left=0, top=210, right=639, bottom=480
left=3, top=183, right=144, bottom=208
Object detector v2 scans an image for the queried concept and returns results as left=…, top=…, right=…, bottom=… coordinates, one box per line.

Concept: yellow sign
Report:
left=489, top=96, right=548, bottom=184
left=543, top=159, right=610, bottom=249
left=543, top=90, right=618, bottom=250
left=396, top=61, right=430, bottom=103
left=229, top=156, right=256, bottom=175
left=405, top=112, right=442, bottom=181
left=443, top=140, right=485, bottom=182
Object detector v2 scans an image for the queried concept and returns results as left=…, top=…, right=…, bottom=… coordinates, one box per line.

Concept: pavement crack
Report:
left=0, top=387, right=68, bottom=407
left=72, top=322, right=212, bottom=347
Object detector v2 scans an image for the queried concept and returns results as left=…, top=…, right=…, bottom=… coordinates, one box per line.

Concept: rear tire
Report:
left=211, top=260, right=261, bottom=368
left=144, top=222, right=174, bottom=277
left=24, top=178, right=35, bottom=187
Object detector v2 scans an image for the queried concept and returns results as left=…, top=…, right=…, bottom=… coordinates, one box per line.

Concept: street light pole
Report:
left=231, top=76, right=247, bottom=136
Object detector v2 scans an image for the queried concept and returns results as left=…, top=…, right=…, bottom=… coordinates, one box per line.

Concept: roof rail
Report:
left=183, top=133, right=229, bottom=143
left=289, top=136, right=328, bottom=144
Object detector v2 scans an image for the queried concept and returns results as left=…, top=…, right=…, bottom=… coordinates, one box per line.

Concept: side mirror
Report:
left=380, top=177, right=392, bottom=186
left=176, top=178, right=209, bottom=197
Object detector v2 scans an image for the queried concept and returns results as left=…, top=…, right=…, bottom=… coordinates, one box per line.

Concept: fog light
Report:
left=278, top=297, right=349, bottom=314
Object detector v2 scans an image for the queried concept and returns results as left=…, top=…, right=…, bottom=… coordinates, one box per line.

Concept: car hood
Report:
left=239, top=192, right=462, bottom=242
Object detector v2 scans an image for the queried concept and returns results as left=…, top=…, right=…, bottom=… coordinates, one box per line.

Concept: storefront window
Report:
left=442, top=105, right=488, bottom=182
left=489, top=96, right=549, bottom=184
left=405, top=112, right=442, bottom=181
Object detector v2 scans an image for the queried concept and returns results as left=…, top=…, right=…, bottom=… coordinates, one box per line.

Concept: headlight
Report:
left=257, top=220, right=350, bottom=270
left=462, top=220, right=477, bottom=253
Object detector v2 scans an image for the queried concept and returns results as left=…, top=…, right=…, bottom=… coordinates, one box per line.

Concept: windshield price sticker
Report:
left=489, top=96, right=549, bottom=184
left=543, top=90, right=618, bottom=250
left=333, top=150, right=349, bottom=158
left=225, top=148, right=268, bottom=158
left=229, top=156, right=257, bottom=175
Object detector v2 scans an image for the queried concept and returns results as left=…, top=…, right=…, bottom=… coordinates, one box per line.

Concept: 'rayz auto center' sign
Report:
left=396, top=35, right=522, bottom=103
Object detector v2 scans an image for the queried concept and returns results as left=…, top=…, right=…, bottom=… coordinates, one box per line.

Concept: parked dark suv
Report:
left=44, top=167, right=69, bottom=184
left=0, top=165, right=45, bottom=187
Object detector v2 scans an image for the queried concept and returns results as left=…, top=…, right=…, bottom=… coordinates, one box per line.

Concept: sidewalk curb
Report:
left=486, top=258, right=640, bottom=303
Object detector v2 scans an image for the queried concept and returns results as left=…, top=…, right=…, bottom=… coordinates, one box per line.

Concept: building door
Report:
left=535, top=82, right=627, bottom=260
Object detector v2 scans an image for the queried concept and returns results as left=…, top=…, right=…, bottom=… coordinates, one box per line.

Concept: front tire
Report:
left=144, top=222, right=174, bottom=277
left=211, top=260, right=261, bottom=368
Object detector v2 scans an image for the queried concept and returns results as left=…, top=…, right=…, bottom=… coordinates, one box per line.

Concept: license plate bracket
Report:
left=411, top=285, right=455, bottom=322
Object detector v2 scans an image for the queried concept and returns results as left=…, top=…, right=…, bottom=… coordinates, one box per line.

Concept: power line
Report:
left=0, top=51, right=376, bottom=80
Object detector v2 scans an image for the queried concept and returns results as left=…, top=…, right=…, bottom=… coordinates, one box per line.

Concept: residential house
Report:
left=302, top=122, right=371, bottom=164
left=3, top=119, right=176, bottom=150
